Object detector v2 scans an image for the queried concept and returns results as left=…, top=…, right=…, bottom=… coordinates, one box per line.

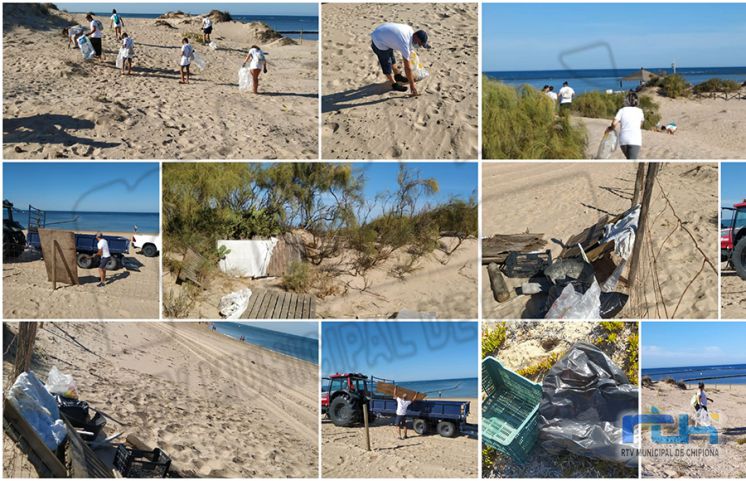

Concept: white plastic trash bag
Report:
left=238, top=67, right=253, bottom=92
left=209, top=41, right=218, bottom=50
left=45, top=366, right=79, bottom=399
left=602, top=205, right=641, bottom=260
left=545, top=278, right=601, bottom=319
left=7, top=371, right=67, bottom=450
left=192, top=51, right=207, bottom=70
left=218, top=288, right=253, bottom=319
left=115, top=48, right=125, bottom=68
left=596, top=129, right=619, bottom=159
left=77, top=35, right=95, bottom=60
left=410, top=51, right=429, bottom=82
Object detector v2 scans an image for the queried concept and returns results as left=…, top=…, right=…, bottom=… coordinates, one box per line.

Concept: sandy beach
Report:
left=481, top=162, right=718, bottom=319
left=2, top=322, right=319, bottom=478
left=721, top=272, right=746, bottom=319
left=642, top=382, right=746, bottom=478
left=3, top=5, right=318, bottom=159
left=322, top=397, right=477, bottom=478
left=321, top=3, right=478, bottom=159
left=580, top=91, right=746, bottom=159
left=164, top=237, right=477, bottom=319
left=3, top=230, right=159, bottom=319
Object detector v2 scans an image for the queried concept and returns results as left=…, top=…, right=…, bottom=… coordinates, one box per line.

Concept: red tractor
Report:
left=321, top=373, right=385, bottom=427
left=722, top=201, right=746, bottom=279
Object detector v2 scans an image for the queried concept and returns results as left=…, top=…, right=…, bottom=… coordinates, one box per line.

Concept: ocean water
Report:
left=7, top=209, right=159, bottom=234
left=485, top=66, right=746, bottom=94
left=642, top=363, right=746, bottom=385
left=88, top=12, right=319, bottom=40
left=213, top=322, right=318, bottom=364
left=378, top=378, right=479, bottom=398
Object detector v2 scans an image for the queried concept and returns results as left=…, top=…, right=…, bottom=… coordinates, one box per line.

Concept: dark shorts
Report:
left=90, top=37, right=102, bottom=56
left=371, top=41, right=396, bottom=75
left=395, top=415, right=407, bottom=428
left=203, top=26, right=213, bottom=34
left=99, top=256, right=111, bottom=270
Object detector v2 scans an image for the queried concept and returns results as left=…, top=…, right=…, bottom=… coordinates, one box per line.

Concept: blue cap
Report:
left=413, top=30, right=430, bottom=49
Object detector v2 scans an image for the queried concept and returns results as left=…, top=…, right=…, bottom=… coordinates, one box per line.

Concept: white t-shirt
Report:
left=202, top=17, right=212, bottom=29
left=558, top=85, right=575, bottom=104
left=89, top=19, right=102, bottom=38
left=614, top=106, right=645, bottom=146
left=699, top=390, right=708, bottom=408
left=546, top=91, right=558, bottom=102
left=97, top=238, right=111, bottom=258
left=69, top=25, right=84, bottom=38
left=111, top=13, right=122, bottom=26
left=371, top=23, right=414, bottom=60
left=395, top=397, right=412, bottom=416
left=181, top=43, right=193, bottom=66
left=248, top=47, right=265, bottom=70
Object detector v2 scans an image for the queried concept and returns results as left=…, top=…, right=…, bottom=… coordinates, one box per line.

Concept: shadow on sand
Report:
left=322, top=83, right=403, bottom=113
left=3, top=114, right=120, bottom=151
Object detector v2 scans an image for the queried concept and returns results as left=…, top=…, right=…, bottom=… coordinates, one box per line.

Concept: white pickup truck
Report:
left=131, top=233, right=161, bottom=257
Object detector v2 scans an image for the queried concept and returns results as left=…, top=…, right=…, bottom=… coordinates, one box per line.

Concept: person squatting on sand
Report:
left=370, top=22, right=430, bottom=96
left=179, top=38, right=193, bottom=84
left=111, top=9, right=124, bottom=41
left=95, top=232, right=111, bottom=288
left=85, top=13, right=104, bottom=61
left=202, top=16, right=213, bottom=44
left=120, top=32, right=134, bottom=75
left=609, top=92, right=644, bottom=160
left=63, top=25, right=85, bottom=49
left=242, top=45, right=268, bottom=94
left=393, top=386, right=413, bottom=440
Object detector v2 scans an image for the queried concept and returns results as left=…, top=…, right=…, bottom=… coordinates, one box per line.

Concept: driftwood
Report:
left=487, top=263, right=510, bottom=303
left=482, top=234, right=545, bottom=265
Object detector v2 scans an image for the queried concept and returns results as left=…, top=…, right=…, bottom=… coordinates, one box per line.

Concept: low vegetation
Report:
left=517, top=352, right=561, bottom=381
left=693, top=78, right=742, bottom=94
left=658, top=74, right=691, bottom=98
left=571, top=91, right=661, bottom=129
left=482, top=323, right=507, bottom=358
left=482, top=78, right=586, bottom=159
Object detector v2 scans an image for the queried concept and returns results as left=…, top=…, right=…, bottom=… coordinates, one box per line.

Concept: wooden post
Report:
left=628, top=163, right=659, bottom=286
left=632, top=163, right=646, bottom=206
left=13, top=322, right=39, bottom=380
left=362, top=404, right=371, bottom=451
left=52, top=241, right=57, bottom=291
left=487, top=263, right=511, bottom=302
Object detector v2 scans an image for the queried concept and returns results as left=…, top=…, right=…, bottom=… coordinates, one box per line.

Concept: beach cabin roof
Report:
left=622, top=68, right=660, bottom=82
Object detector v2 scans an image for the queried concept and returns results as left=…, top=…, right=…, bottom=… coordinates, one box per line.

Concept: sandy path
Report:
left=321, top=3, right=478, bottom=159
left=642, top=382, right=746, bottom=478
left=721, top=271, right=746, bottom=318
left=2, top=322, right=319, bottom=478
left=481, top=162, right=718, bottom=319
left=3, top=7, right=318, bottom=159
left=322, top=398, right=477, bottom=478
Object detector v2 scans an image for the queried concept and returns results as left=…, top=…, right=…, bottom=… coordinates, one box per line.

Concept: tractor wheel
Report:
left=734, top=237, right=746, bottom=280
left=328, top=396, right=358, bottom=427
left=412, top=418, right=428, bottom=435
left=77, top=253, right=93, bottom=269
left=142, top=243, right=158, bottom=257
left=437, top=421, right=457, bottom=438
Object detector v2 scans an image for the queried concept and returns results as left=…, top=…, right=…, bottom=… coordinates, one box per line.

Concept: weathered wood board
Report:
left=375, top=382, right=427, bottom=400
left=241, top=288, right=315, bottom=319
left=177, top=247, right=205, bottom=287
left=38, top=229, right=78, bottom=288
left=482, top=234, right=545, bottom=264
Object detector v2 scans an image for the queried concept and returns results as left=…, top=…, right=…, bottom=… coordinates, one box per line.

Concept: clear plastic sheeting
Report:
left=192, top=51, right=207, bottom=70
left=538, top=343, right=639, bottom=467
left=7, top=371, right=68, bottom=450
left=545, top=278, right=601, bottom=319
left=595, top=129, right=619, bottom=159
left=218, top=288, right=253, bottom=319
left=238, top=67, right=253, bottom=92
left=45, top=366, right=78, bottom=399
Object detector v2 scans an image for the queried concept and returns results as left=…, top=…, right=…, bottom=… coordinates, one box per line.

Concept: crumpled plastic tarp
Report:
left=539, top=343, right=639, bottom=467
left=7, top=371, right=68, bottom=450
left=545, top=279, right=601, bottom=319
left=218, top=288, right=253, bottom=319
left=602, top=205, right=640, bottom=260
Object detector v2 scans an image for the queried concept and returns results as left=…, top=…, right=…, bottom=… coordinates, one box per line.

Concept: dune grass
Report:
left=571, top=91, right=662, bottom=130
left=482, top=78, right=586, bottom=159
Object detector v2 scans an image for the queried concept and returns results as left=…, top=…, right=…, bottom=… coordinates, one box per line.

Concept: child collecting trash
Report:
left=179, top=38, right=194, bottom=84
left=120, top=33, right=134, bottom=75
left=241, top=45, right=267, bottom=94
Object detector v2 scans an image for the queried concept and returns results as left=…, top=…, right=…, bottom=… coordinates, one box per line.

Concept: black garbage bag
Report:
left=538, top=343, right=638, bottom=466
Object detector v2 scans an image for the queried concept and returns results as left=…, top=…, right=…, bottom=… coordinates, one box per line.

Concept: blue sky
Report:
left=721, top=163, right=746, bottom=208
left=57, top=3, right=317, bottom=16
left=642, top=322, right=746, bottom=369
left=3, top=163, right=159, bottom=213
left=240, top=321, right=318, bottom=340
left=483, top=3, right=746, bottom=71
left=321, top=322, right=478, bottom=381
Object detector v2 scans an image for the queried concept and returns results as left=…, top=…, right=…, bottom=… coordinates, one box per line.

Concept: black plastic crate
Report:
left=114, top=445, right=171, bottom=478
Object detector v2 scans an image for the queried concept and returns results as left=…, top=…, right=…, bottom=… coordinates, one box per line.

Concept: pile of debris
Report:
left=484, top=205, right=640, bottom=319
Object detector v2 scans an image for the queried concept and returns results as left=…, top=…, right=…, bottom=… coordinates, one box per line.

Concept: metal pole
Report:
left=363, top=404, right=371, bottom=451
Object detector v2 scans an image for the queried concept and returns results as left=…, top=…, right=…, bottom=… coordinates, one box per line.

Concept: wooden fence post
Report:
left=628, top=163, right=660, bottom=287
left=13, top=322, right=39, bottom=380
left=632, top=163, right=646, bottom=206
left=362, top=404, right=371, bottom=451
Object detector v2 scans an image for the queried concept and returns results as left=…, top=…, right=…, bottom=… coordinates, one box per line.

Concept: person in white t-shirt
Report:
left=370, top=23, right=430, bottom=96
left=179, top=38, right=194, bottom=84
left=63, top=25, right=85, bottom=49
left=110, top=9, right=124, bottom=40
left=202, top=17, right=213, bottom=44
left=120, top=33, right=134, bottom=75
left=95, top=232, right=111, bottom=287
left=393, top=386, right=413, bottom=440
left=610, top=92, right=645, bottom=159
left=542, top=85, right=558, bottom=103
left=85, top=14, right=104, bottom=61
left=557, top=81, right=575, bottom=111
left=242, top=45, right=268, bottom=94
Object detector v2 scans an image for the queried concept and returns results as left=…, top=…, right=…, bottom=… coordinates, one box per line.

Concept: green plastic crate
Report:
left=482, top=356, right=543, bottom=463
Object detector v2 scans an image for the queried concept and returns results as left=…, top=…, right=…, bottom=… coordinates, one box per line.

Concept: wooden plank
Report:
left=3, top=398, right=67, bottom=478
left=271, top=292, right=287, bottom=319
left=258, top=290, right=278, bottom=319
left=279, top=292, right=291, bottom=319
left=559, top=216, right=610, bottom=259
left=482, top=234, right=545, bottom=265
left=375, top=382, right=427, bottom=400
left=62, top=414, right=114, bottom=478
left=308, top=295, right=316, bottom=319
left=178, top=247, right=205, bottom=287
left=38, top=229, right=78, bottom=287
left=286, top=292, right=299, bottom=319
left=243, top=289, right=266, bottom=319
left=298, top=295, right=308, bottom=319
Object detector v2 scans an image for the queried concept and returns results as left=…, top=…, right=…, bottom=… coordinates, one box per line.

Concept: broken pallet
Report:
left=241, top=288, right=315, bottom=319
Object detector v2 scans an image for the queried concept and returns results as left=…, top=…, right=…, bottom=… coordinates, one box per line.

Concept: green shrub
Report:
left=571, top=92, right=661, bottom=130
left=659, top=74, right=690, bottom=98
left=482, top=323, right=507, bottom=358
left=693, top=78, right=742, bottom=94
left=163, top=287, right=196, bottom=318
left=482, top=78, right=586, bottom=159
left=282, top=261, right=313, bottom=293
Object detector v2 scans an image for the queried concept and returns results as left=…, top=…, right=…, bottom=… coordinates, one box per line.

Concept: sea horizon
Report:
left=642, top=362, right=746, bottom=385
left=7, top=208, right=160, bottom=234
left=213, top=321, right=319, bottom=364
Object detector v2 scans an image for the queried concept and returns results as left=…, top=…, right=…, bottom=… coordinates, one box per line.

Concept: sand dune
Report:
left=322, top=398, right=477, bottom=478
left=581, top=92, right=746, bottom=159
left=2, top=322, right=319, bottom=478
left=3, top=6, right=318, bottom=159
left=321, top=3, right=478, bottom=159
left=481, top=162, right=718, bottom=319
